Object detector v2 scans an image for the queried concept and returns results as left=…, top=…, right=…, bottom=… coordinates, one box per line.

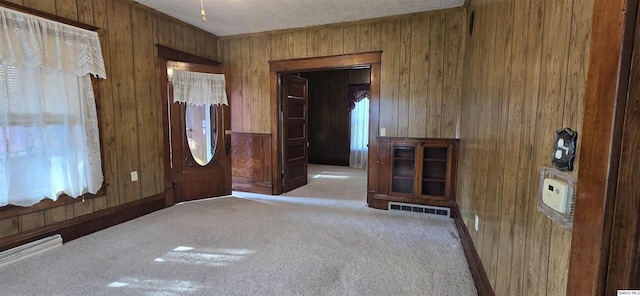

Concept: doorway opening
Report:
left=269, top=52, right=381, bottom=195
left=157, top=46, right=233, bottom=206
left=300, top=68, right=371, bottom=170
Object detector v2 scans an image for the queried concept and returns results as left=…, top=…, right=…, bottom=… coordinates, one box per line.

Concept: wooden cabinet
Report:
left=369, top=137, right=458, bottom=210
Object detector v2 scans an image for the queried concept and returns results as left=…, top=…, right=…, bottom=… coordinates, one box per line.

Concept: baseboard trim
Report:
left=232, top=179, right=273, bottom=195
left=0, top=193, right=166, bottom=252
left=452, top=204, right=495, bottom=296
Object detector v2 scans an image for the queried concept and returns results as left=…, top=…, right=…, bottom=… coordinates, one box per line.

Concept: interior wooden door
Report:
left=281, top=74, right=309, bottom=192
left=167, top=61, right=232, bottom=202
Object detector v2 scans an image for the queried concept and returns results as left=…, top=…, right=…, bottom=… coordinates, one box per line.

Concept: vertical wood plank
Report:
left=194, top=30, right=205, bottom=58
left=318, top=27, right=332, bottom=56
left=523, top=0, right=572, bottom=294
left=293, top=30, right=307, bottom=59
left=54, top=0, right=77, bottom=20
left=371, top=22, right=382, bottom=51
left=330, top=26, right=344, bottom=55
left=343, top=25, right=356, bottom=54
left=285, top=32, right=295, bottom=59
left=76, top=0, right=94, bottom=26
left=229, top=38, right=244, bottom=131
left=260, top=35, right=271, bottom=133
left=241, top=37, right=253, bottom=131
left=107, top=0, right=141, bottom=204
left=172, top=21, right=184, bottom=51
left=357, top=23, right=372, bottom=53
left=205, top=36, right=218, bottom=61
left=379, top=19, right=400, bottom=136
left=132, top=6, right=161, bottom=199
left=73, top=199, right=94, bottom=217
left=18, top=212, right=44, bottom=232
left=397, top=18, right=412, bottom=137
left=441, top=11, right=463, bottom=138
left=151, top=16, right=164, bottom=195
left=249, top=35, right=262, bottom=132
left=562, top=0, right=594, bottom=173
left=93, top=0, right=120, bottom=208
left=93, top=195, right=107, bottom=212
left=488, top=0, right=515, bottom=286
left=408, top=14, right=430, bottom=138
left=508, top=0, right=545, bottom=293
left=0, top=218, right=19, bottom=238
left=22, top=0, right=56, bottom=14
left=271, top=33, right=287, bottom=60
left=306, top=29, right=318, bottom=57
left=156, top=16, right=175, bottom=48
left=494, top=1, right=528, bottom=295
left=44, top=204, right=74, bottom=225
left=427, top=14, right=445, bottom=137
left=182, top=25, right=197, bottom=55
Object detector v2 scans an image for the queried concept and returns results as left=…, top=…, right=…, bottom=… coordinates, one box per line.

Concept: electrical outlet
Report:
left=130, top=171, right=138, bottom=182
left=475, top=215, right=479, bottom=232
left=380, top=128, right=386, bottom=137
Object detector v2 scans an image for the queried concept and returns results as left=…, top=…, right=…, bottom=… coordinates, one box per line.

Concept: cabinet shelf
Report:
left=422, top=177, right=446, bottom=182
left=393, top=175, right=414, bottom=180
left=424, top=158, right=447, bottom=162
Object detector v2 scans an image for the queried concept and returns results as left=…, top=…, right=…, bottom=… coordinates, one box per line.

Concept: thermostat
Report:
left=542, top=178, right=572, bottom=214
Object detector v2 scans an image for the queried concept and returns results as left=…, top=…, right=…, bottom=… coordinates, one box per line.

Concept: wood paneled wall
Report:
left=231, top=133, right=272, bottom=194
left=457, top=0, right=593, bottom=295
left=302, top=69, right=370, bottom=166
left=0, top=0, right=218, bottom=240
left=217, top=9, right=466, bottom=137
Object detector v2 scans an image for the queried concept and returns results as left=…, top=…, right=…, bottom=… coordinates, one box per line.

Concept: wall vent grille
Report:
left=388, top=202, right=451, bottom=217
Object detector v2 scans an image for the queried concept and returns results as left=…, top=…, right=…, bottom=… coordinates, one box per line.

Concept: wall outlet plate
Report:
left=474, top=215, right=479, bottom=232
left=130, top=171, right=138, bottom=182
left=552, top=127, right=577, bottom=171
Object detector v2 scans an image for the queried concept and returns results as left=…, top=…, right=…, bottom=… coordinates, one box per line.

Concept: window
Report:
left=348, top=84, right=370, bottom=169
left=0, top=7, right=107, bottom=207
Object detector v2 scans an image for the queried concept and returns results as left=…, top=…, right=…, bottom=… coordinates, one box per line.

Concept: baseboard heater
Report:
left=0, top=234, right=63, bottom=269
left=388, top=202, right=451, bottom=217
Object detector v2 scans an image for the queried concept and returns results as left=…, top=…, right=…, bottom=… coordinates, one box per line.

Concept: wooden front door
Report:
left=281, top=74, right=309, bottom=192
left=167, top=61, right=231, bottom=202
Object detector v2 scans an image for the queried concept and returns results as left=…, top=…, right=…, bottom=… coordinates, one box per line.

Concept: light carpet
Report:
left=0, top=164, right=477, bottom=296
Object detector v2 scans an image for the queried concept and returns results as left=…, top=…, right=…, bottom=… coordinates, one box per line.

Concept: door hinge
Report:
left=172, top=181, right=177, bottom=189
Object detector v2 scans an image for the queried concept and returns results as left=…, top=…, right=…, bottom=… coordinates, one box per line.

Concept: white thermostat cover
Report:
left=542, top=178, right=571, bottom=213
left=538, top=167, right=577, bottom=228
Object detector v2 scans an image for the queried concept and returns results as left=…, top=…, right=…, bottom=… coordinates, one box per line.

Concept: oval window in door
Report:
left=185, top=104, right=218, bottom=166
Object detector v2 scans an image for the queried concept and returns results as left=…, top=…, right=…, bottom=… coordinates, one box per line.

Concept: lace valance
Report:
left=172, top=69, right=228, bottom=106
left=0, top=6, right=106, bottom=78
left=348, top=84, right=370, bottom=111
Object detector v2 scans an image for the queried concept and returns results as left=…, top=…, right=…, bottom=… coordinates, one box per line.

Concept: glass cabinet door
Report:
left=421, top=146, right=449, bottom=198
left=391, top=145, right=416, bottom=194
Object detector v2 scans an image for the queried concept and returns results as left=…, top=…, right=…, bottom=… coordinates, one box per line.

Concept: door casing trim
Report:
left=158, top=45, right=222, bottom=206
left=269, top=52, right=382, bottom=194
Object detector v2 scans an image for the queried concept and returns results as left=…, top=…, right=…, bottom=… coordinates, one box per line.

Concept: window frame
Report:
left=0, top=2, right=106, bottom=217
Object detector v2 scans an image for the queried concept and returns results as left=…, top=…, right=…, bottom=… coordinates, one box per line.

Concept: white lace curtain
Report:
left=172, top=69, right=228, bottom=106
left=349, top=97, right=369, bottom=169
left=0, top=6, right=106, bottom=207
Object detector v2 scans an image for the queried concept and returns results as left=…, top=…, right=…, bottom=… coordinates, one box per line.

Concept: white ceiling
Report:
left=134, top=0, right=465, bottom=37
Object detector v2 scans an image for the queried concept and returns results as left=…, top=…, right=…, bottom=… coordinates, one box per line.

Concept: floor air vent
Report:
left=388, top=202, right=451, bottom=217
left=0, top=234, right=62, bottom=269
